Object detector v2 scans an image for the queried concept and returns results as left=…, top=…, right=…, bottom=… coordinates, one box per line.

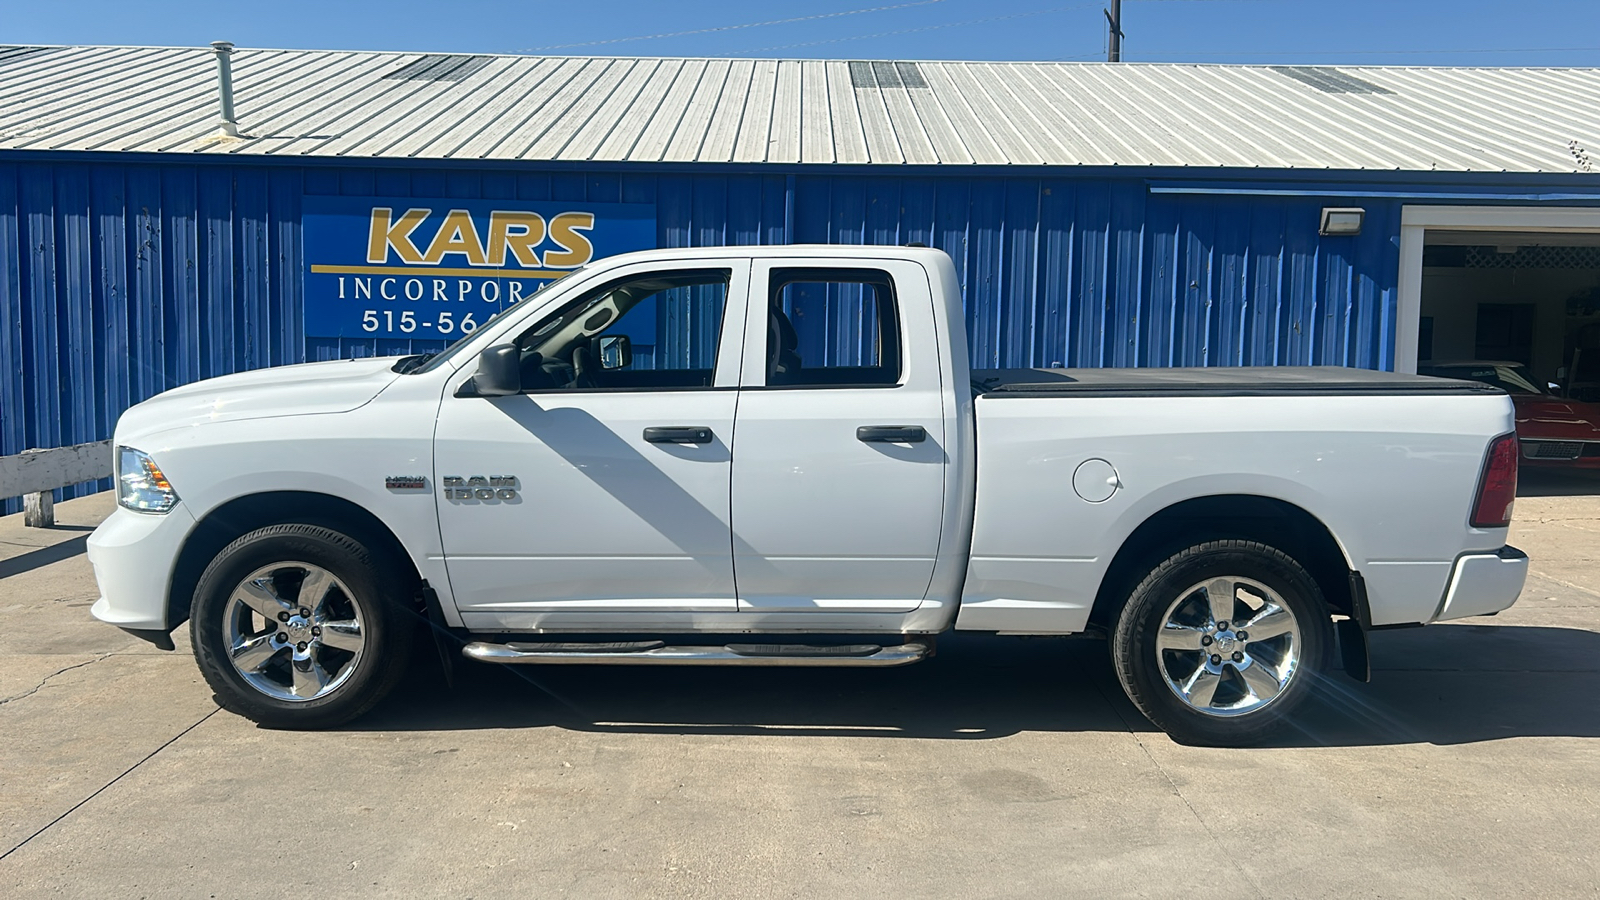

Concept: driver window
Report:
left=512, top=269, right=729, bottom=391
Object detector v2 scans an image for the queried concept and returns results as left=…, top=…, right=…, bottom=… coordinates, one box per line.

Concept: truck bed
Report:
left=974, top=366, right=1503, bottom=397
left=960, top=365, right=1517, bottom=633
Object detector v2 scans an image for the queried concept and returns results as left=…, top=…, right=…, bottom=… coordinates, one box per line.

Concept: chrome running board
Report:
left=462, top=640, right=930, bottom=667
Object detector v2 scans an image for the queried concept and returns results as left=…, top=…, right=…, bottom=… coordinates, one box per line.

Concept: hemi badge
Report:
left=385, top=476, right=428, bottom=490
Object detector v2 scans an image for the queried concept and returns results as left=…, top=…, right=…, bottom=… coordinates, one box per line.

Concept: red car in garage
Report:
left=1422, top=361, right=1600, bottom=469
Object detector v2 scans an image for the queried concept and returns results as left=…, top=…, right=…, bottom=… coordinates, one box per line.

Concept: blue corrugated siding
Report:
left=1, top=158, right=1411, bottom=512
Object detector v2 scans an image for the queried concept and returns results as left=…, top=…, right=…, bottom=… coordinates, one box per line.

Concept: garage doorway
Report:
left=1398, top=206, right=1600, bottom=496
left=1398, top=206, right=1600, bottom=397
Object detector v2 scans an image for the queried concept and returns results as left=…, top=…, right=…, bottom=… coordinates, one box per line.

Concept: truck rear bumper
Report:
left=1433, top=545, right=1528, bottom=622
left=88, top=503, right=196, bottom=635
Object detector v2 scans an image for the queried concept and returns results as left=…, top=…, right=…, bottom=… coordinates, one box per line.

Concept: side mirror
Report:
left=470, top=344, right=521, bottom=397
left=598, top=334, right=632, bottom=370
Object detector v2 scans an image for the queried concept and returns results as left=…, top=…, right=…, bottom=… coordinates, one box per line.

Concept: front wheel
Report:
left=190, top=524, right=416, bottom=729
left=1111, top=540, right=1331, bottom=746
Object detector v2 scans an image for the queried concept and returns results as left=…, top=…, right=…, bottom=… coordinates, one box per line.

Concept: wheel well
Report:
left=166, top=491, right=422, bottom=629
left=1089, top=495, right=1354, bottom=628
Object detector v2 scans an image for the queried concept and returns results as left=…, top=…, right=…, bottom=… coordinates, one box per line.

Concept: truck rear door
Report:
left=728, top=260, right=948, bottom=613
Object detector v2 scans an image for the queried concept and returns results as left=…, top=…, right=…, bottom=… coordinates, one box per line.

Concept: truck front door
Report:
left=729, top=260, right=948, bottom=613
left=434, top=261, right=749, bottom=625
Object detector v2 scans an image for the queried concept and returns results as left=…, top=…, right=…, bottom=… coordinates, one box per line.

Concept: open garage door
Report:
left=1398, top=206, right=1600, bottom=472
left=1399, top=207, right=1600, bottom=393
left=1419, top=231, right=1600, bottom=391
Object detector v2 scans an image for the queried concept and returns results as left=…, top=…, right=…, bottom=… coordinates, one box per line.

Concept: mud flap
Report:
left=119, top=627, right=176, bottom=652
left=419, top=582, right=460, bottom=689
left=1337, top=618, right=1371, bottom=683
left=1340, top=570, right=1373, bottom=683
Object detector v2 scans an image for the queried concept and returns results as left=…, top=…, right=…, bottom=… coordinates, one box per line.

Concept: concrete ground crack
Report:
left=1530, top=573, right=1600, bottom=600
left=0, top=706, right=221, bottom=861
left=0, top=652, right=120, bottom=706
left=1079, top=652, right=1269, bottom=900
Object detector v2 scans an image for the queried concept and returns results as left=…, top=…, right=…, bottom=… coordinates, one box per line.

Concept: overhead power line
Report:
left=734, top=4, right=1096, bottom=53
left=516, top=0, right=948, bottom=52
left=730, top=0, right=1272, bottom=60
left=1107, top=0, right=1280, bottom=64
left=1132, top=45, right=1600, bottom=58
left=515, top=0, right=1280, bottom=58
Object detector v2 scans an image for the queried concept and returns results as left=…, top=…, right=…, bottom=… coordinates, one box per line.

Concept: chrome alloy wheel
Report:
left=222, top=562, right=367, bottom=702
left=1156, top=576, right=1302, bottom=718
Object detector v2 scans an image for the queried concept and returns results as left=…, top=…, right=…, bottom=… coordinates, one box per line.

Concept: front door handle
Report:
left=856, top=425, right=926, bottom=443
left=644, top=426, right=714, bottom=444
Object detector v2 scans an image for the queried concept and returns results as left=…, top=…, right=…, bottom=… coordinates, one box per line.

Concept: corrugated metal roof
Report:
left=2, top=44, right=1598, bottom=173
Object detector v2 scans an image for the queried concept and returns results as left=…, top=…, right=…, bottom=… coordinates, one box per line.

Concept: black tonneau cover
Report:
left=975, top=366, right=1504, bottom=398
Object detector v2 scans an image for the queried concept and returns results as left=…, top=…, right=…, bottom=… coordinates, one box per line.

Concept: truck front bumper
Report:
left=1433, top=545, right=1528, bottom=622
left=88, top=503, right=197, bottom=640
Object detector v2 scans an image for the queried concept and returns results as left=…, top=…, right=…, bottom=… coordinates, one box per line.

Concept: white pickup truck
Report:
left=89, top=245, right=1528, bottom=745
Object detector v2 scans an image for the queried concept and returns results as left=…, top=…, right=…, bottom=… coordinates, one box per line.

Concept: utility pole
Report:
left=1105, top=0, right=1124, bottom=62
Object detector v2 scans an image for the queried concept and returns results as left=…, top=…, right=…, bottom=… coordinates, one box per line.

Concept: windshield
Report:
left=1425, top=364, right=1542, bottom=395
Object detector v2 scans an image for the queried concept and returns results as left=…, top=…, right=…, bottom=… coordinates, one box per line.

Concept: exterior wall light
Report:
left=1320, top=207, right=1365, bottom=236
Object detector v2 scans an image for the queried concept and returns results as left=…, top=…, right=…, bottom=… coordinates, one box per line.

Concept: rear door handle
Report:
left=644, top=426, right=714, bottom=444
left=856, top=425, right=926, bottom=443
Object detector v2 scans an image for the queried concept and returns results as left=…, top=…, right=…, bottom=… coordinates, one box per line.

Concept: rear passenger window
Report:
left=766, top=268, right=901, bottom=387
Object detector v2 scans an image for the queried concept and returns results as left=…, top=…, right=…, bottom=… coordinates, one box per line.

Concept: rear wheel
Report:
left=1112, top=540, right=1330, bottom=746
left=190, top=524, right=416, bottom=729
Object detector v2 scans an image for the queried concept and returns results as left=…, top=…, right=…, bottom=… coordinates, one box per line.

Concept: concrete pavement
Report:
left=2, top=474, right=1598, bottom=898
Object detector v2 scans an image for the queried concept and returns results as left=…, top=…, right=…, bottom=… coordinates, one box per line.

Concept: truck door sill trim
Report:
left=462, top=640, right=930, bottom=667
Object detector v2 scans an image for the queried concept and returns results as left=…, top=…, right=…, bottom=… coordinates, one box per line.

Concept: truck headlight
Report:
left=117, top=447, right=179, bottom=513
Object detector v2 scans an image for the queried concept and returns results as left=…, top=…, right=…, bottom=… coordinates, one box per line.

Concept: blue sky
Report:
left=8, top=0, right=1600, bottom=66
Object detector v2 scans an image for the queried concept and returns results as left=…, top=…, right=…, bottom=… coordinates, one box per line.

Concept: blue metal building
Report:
left=4, top=46, right=1600, bottom=510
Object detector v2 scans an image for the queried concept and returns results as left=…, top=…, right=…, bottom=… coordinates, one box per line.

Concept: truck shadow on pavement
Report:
left=339, top=623, right=1600, bottom=748
left=1518, top=468, right=1600, bottom=497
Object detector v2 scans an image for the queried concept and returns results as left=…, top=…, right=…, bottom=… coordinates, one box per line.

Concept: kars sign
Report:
left=303, top=197, right=655, bottom=340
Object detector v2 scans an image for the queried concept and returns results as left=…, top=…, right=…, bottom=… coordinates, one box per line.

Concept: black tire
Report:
left=1111, top=540, right=1331, bottom=747
left=190, top=523, right=417, bottom=729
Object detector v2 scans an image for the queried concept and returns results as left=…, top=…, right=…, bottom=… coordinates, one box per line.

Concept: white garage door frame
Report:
left=1397, top=205, right=1600, bottom=373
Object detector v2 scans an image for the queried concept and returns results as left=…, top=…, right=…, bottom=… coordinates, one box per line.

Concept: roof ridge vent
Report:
left=1270, top=66, right=1394, bottom=95
left=383, top=54, right=492, bottom=83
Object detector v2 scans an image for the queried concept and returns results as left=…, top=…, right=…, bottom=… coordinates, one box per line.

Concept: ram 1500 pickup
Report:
left=89, top=245, right=1528, bottom=745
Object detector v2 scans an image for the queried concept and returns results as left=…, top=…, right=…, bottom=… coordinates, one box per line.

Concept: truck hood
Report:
left=115, top=357, right=405, bottom=443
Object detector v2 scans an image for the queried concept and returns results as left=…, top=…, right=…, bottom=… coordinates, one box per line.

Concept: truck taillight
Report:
left=1470, top=433, right=1519, bottom=529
